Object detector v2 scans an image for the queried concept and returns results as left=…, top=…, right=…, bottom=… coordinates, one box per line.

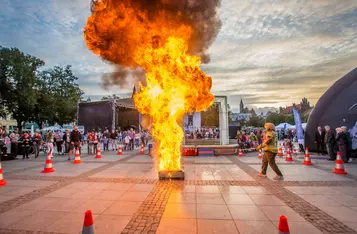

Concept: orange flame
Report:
left=84, top=0, right=214, bottom=172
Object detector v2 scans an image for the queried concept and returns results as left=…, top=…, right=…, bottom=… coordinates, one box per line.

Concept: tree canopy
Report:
left=0, top=46, right=83, bottom=131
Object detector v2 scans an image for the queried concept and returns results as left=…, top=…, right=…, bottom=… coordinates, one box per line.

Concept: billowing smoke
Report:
left=85, top=0, right=221, bottom=88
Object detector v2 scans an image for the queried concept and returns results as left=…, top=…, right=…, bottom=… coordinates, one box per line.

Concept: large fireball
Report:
left=84, top=0, right=220, bottom=172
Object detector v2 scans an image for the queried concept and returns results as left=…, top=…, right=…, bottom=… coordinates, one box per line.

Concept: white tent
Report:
left=275, top=123, right=294, bottom=129
left=290, top=123, right=308, bottom=130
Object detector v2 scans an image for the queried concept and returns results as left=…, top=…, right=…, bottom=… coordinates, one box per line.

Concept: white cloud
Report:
left=0, top=0, right=356, bottom=107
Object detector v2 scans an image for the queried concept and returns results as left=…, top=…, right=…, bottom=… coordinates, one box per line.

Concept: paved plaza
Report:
left=1, top=149, right=357, bottom=234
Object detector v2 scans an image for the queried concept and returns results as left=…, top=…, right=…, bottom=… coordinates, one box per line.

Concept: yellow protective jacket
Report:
left=260, top=130, right=278, bottom=153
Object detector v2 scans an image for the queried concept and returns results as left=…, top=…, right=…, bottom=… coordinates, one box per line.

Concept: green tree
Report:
left=227, top=104, right=233, bottom=124
left=285, top=114, right=295, bottom=125
left=102, top=94, right=121, bottom=100
left=265, top=112, right=286, bottom=125
left=247, top=115, right=265, bottom=127
left=0, top=46, right=45, bottom=131
left=237, top=119, right=246, bottom=127
left=201, top=103, right=219, bottom=127
left=32, top=65, right=83, bottom=127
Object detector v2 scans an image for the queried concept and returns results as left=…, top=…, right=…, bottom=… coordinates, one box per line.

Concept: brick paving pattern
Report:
left=229, top=156, right=357, bottom=234
left=0, top=154, right=138, bottom=215
left=122, top=181, right=173, bottom=234
left=2, top=151, right=357, bottom=233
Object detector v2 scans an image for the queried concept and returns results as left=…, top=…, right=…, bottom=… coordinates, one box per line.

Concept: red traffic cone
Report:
left=285, top=147, right=293, bottom=162
left=117, top=145, right=123, bottom=155
left=278, top=215, right=290, bottom=234
left=303, top=147, right=312, bottom=165
left=277, top=144, right=284, bottom=157
left=73, top=147, right=82, bottom=164
left=0, top=161, right=7, bottom=186
left=333, top=152, right=347, bottom=174
left=238, top=148, right=244, bottom=157
left=95, top=145, right=102, bottom=159
left=258, top=150, right=262, bottom=159
left=82, top=210, right=95, bottom=234
left=42, top=149, right=55, bottom=173
left=140, top=144, right=145, bottom=155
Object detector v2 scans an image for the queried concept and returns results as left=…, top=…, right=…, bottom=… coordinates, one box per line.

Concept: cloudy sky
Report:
left=0, top=0, right=356, bottom=113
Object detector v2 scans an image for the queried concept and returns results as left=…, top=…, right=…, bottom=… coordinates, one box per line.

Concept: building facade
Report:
left=0, top=114, right=17, bottom=132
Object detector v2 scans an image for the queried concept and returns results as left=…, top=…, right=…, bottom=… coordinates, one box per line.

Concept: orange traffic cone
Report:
left=278, top=215, right=290, bottom=234
left=333, top=152, right=347, bottom=174
left=293, top=148, right=297, bottom=157
left=140, top=144, right=145, bottom=155
left=258, top=150, right=262, bottom=159
left=0, top=161, right=7, bottom=186
left=238, top=148, right=244, bottom=157
left=95, top=145, right=102, bottom=159
left=73, top=147, right=82, bottom=164
left=303, top=147, right=312, bottom=165
left=285, top=147, right=293, bottom=162
left=277, top=144, right=284, bottom=157
left=117, top=145, right=123, bottom=155
left=82, top=210, right=95, bottom=234
left=42, top=149, right=55, bottom=173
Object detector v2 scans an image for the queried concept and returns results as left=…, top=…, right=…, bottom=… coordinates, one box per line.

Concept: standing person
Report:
left=54, top=130, right=63, bottom=155
left=336, top=127, right=348, bottom=163
left=342, top=126, right=352, bottom=162
left=46, top=130, right=54, bottom=158
left=93, top=130, right=99, bottom=153
left=9, top=128, right=20, bottom=156
left=69, top=126, right=82, bottom=159
left=0, top=127, right=8, bottom=156
left=102, top=135, right=109, bottom=151
left=102, top=130, right=110, bottom=151
left=256, top=123, right=284, bottom=180
left=324, top=126, right=336, bottom=161
left=129, top=128, right=135, bottom=150
left=20, top=132, right=31, bottom=159
left=256, top=129, right=262, bottom=145
left=87, top=131, right=94, bottom=154
left=314, top=126, right=325, bottom=155
left=63, top=130, right=71, bottom=160
left=32, top=132, right=42, bottom=158
left=110, top=130, right=117, bottom=151
left=135, top=131, right=140, bottom=148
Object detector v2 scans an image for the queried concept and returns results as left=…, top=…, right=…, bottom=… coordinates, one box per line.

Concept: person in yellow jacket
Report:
left=256, top=123, right=284, bottom=180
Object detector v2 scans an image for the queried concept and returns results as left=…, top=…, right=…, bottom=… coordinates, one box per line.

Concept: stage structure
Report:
left=78, top=98, right=139, bottom=132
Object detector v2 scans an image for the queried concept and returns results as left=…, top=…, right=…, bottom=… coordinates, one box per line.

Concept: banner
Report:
left=292, top=107, right=304, bottom=144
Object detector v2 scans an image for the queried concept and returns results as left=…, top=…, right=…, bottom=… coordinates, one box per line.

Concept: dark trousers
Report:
left=104, top=143, right=109, bottom=151
left=316, top=142, right=324, bottom=155
left=326, top=143, right=335, bottom=160
left=339, top=144, right=348, bottom=162
left=65, top=142, right=70, bottom=154
left=261, top=151, right=283, bottom=176
left=0, top=145, right=7, bottom=156
left=11, top=142, right=18, bottom=155
left=129, top=139, right=134, bottom=150
left=22, top=145, right=30, bottom=158
left=56, top=141, right=62, bottom=153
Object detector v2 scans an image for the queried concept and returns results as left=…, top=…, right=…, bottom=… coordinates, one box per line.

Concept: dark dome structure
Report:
left=305, top=68, right=357, bottom=156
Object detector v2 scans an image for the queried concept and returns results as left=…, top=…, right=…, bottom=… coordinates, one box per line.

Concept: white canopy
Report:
left=275, top=123, right=294, bottom=129
left=290, top=123, right=308, bottom=130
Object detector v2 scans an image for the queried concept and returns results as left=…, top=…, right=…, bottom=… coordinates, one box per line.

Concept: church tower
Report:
left=240, top=99, right=244, bottom=113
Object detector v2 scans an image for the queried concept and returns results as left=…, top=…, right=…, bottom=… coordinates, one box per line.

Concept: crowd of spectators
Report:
left=0, top=126, right=150, bottom=160
left=184, top=126, right=220, bottom=139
